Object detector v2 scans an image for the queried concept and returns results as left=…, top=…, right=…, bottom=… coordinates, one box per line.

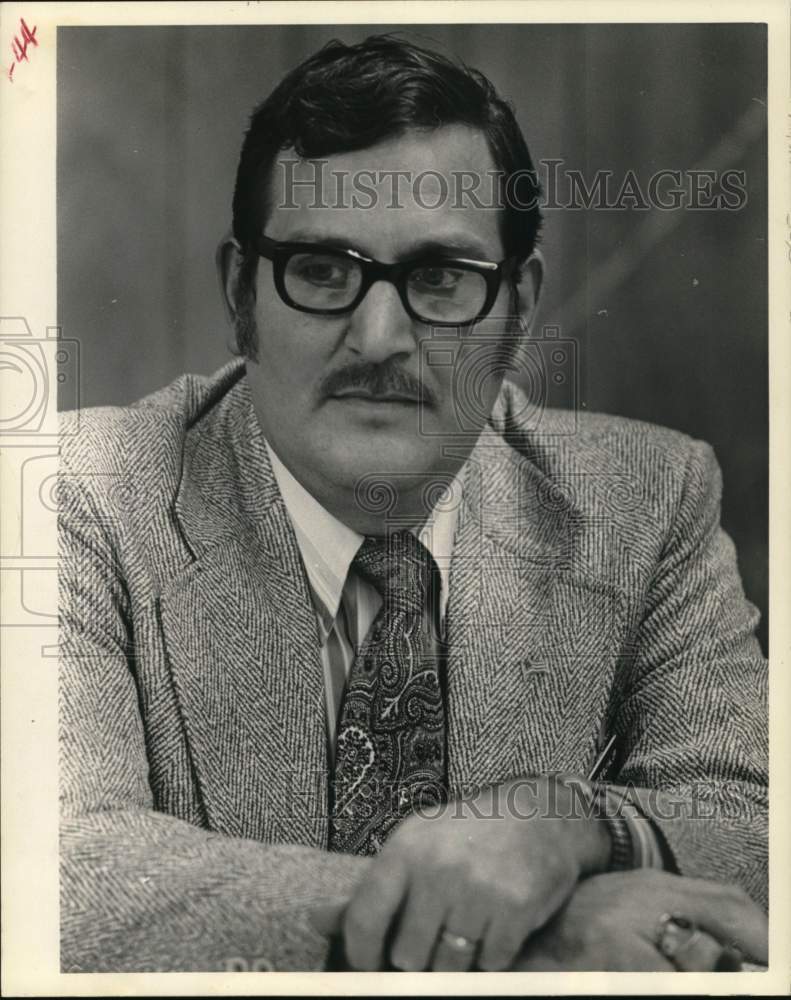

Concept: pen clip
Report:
left=587, top=733, right=617, bottom=781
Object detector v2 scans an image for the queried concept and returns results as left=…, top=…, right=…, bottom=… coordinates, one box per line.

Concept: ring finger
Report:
left=431, top=906, right=489, bottom=971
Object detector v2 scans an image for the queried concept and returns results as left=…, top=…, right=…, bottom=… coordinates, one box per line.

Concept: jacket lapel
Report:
left=159, top=377, right=329, bottom=847
left=445, top=419, right=625, bottom=794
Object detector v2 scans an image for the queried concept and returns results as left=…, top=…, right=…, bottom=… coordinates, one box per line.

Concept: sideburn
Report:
left=233, top=254, right=260, bottom=362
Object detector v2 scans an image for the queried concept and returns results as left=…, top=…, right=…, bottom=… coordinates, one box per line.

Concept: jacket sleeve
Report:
left=606, top=438, right=768, bottom=907
left=58, top=465, right=367, bottom=973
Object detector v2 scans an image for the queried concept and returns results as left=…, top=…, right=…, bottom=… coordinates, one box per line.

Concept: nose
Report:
left=343, top=280, right=418, bottom=364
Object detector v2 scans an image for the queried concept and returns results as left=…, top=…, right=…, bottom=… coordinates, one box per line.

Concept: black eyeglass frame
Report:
left=254, top=234, right=518, bottom=326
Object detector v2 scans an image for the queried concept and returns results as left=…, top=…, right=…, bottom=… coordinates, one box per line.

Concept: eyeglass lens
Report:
left=282, top=251, right=489, bottom=321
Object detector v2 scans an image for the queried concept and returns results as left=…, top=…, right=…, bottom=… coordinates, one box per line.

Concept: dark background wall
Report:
left=57, top=23, right=768, bottom=651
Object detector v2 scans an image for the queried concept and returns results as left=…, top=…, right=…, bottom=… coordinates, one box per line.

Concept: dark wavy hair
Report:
left=230, top=34, right=543, bottom=358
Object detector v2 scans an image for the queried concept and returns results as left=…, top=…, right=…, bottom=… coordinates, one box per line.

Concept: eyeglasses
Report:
left=254, top=234, right=516, bottom=326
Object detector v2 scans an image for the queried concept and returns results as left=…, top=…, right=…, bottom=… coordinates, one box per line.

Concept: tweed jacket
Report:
left=59, top=359, right=768, bottom=973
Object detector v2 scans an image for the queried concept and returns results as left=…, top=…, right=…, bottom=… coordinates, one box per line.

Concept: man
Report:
left=59, top=36, right=768, bottom=973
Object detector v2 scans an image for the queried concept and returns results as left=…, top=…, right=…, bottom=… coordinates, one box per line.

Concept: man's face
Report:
left=236, top=125, right=531, bottom=529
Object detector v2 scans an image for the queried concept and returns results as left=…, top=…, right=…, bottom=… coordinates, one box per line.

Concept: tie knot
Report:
left=352, top=530, right=436, bottom=612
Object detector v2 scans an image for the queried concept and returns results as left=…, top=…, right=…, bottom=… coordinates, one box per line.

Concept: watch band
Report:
left=604, top=813, right=635, bottom=870
left=594, top=784, right=636, bottom=871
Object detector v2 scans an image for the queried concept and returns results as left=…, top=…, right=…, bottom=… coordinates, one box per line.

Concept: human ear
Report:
left=215, top=234, right=246, bottom=325
left=513, top=250, right=544, bottom=332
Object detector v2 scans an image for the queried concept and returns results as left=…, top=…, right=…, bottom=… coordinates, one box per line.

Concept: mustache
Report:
left=321, top=361, right=435, bottom=406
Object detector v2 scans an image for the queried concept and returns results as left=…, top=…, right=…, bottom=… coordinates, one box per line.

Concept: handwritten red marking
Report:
left=7, top=18, right=38, bottom=83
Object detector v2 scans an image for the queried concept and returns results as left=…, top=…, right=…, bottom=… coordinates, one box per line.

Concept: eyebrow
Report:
left=277, top=230, right=499, bottom=262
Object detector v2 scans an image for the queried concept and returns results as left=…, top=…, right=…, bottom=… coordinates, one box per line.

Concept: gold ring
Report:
left=439, top=929, right=478, bottom=953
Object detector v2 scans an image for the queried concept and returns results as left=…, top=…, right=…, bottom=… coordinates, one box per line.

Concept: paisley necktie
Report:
left=329, top=530, right=447, bottom=855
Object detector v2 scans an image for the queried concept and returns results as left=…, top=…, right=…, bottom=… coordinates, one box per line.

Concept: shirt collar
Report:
left=265, top=441, right=462, bottom=630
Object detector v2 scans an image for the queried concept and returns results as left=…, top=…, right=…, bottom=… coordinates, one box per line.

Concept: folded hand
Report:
left=341, top=775, right=611, bottom=971
left=514, top=869, right=767, bottom=971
